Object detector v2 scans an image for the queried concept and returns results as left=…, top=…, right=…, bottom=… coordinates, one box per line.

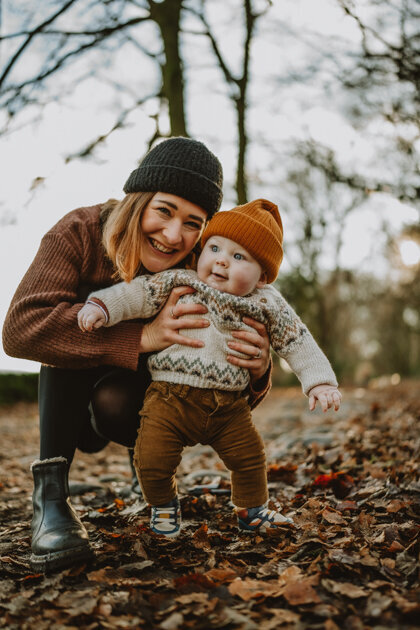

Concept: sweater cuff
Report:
left=87, top=297, right=110, bottom=324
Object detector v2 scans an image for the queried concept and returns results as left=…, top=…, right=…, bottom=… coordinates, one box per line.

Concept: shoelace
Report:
left=255, top=507, right=291, bottom=523
left=257, top=507, right=277, bottom=521
left=153, top=505, right=176, bottom=526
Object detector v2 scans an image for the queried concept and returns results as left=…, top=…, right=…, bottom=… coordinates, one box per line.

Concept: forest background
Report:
left=0, top=0, right=419, bottom=402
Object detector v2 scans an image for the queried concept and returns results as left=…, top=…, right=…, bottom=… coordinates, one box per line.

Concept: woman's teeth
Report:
left=150, top=239, right=174, bottom=254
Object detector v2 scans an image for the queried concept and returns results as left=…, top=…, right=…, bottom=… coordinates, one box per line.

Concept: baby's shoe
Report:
left=150, top=497, right=181, bottom=537
left=237, top=503, right=293, bottom=532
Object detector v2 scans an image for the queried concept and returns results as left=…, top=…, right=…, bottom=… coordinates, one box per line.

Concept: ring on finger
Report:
left=253, top=348, right=262, bottom=360
left=170, top=307, right=176, bottom=319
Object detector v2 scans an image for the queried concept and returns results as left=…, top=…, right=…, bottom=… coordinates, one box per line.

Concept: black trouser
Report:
left=38, top=361, right=151, bottom=464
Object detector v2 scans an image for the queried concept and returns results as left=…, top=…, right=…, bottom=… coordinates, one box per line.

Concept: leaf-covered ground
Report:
left=0, top=381, right=419, bottom=629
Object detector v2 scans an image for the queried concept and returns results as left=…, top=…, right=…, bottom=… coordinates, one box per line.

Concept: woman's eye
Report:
left=157, top=206, right=171, bottom=216
left=234, top=253, right=244, bottom=260
left=185, top=221, right=201, bottom=230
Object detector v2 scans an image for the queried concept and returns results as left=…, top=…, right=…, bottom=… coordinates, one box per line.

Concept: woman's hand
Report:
left=226, top=317, right=271, bottom=383
left=140, top=286, right=209, bottom=353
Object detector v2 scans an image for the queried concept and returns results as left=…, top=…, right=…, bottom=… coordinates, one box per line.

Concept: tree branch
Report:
left=64, top=91, right=159, bottom=162
left=0, top=0, right=79, bottom=87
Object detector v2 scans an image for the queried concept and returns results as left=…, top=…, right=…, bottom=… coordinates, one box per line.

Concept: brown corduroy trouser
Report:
left=134, top=381, right=269, bottom=508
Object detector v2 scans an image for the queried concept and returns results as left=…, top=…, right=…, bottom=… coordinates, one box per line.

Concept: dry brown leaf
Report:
left=259, top=608, right=300, bottom=629
left=160, top=612, right=184, bottom=630
left=282, top=580, right=321, bottom=605
left=322, top=508, right=346, bottom=525
left=203, top=567, right=238, bottom=584
left=228, top=578, right=284, bottom=601
left=322, top=579, right=369, bottom=598
left=386, top=499, right=407, bottom=513
left=87, top=567, right=124, bottom=584
left=54, top=591, right=99, bottom=616
left=175, top=593, right=209, bottom=605
left=278, top=565, right=303, bottom=585
left=192, top=523, right=211, bottom=550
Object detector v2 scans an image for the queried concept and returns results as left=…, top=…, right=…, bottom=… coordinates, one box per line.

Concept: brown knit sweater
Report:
left=2, top=204, right=143, bottom=370
left=2, top=204, right=271, bottom=408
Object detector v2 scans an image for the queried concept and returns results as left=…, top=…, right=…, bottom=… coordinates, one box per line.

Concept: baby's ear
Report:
left=256, top=271, right=267, bottom=289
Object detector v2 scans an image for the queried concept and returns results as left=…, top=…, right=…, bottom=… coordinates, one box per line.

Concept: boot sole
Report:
left=30, top=543, right=93, bottom=572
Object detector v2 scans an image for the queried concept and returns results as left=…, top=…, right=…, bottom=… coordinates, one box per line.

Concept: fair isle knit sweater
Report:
left=90, top=270, right=338, bottom=394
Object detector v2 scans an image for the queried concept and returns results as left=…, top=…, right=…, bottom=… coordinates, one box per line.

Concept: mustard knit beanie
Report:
left=201, top=198, right=283, bottom=283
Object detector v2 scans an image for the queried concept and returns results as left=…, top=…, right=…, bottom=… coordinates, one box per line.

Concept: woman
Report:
left=2, top=137, right=272, bottom=571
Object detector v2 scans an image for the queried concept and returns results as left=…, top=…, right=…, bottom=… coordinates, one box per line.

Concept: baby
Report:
left=78, top=199, right=341, bottom=537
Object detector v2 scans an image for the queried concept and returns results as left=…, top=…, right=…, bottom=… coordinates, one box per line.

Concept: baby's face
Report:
left=197, top=235, right=266, bottom=296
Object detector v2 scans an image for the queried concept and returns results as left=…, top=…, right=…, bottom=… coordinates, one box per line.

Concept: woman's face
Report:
left=140, top=193, right=208, bottom=272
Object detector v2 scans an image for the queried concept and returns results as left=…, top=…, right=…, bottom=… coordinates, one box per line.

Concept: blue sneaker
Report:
left=150, top=498, right=181, bottom=537
left=237, top=504, right=293, bottom=532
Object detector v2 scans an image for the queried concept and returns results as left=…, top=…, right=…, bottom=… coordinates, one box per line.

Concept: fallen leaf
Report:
left=192, top=523, right=211, bottom=549
left=312, top=471, right=354, bottom=498
left=173, top=573, right=215, bottom=590
left=386, top=499, right=406, bottom=513
left=322, top=508, right=346, bottom=525
left=322, top=579, right=369, bottom=598
left=259, top=608, right=300, bottom=629
left=388, top=540, right=405, bottom=552
left=278, top=565, right=304, bottom=585
left=336, top=500, right=358, bottom=511
left=282, top=579, right=321, bottom=605
left=175, top=593, right=209, bottom=605
left=267, top=463, right=297, bottom=484
left=228, top=578, right=283, bottom=601
left=160, top=612, right=184, bottom=630
left=364, top=591, right=393, bottom=617
left=203, top=567, right=238, bottom=584
left=54, top=591, right=99, bottom=616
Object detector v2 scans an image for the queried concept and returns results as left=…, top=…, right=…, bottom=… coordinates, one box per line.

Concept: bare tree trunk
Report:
left=236, top=90, right=248, bottom=203
left=193, top=0, right=268, bottom=203
left=149, top=0, right=188, bottom=137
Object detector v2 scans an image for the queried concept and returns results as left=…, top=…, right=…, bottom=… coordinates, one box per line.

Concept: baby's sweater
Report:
left=90, top=269, right=338, bottom=394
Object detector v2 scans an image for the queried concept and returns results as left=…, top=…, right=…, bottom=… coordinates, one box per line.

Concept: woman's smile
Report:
left=148, top=237, right=177, bottom=255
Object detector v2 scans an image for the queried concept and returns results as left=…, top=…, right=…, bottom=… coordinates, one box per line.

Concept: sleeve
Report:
left=2, top=232, right=143, bottom=370
left=88, top=271, right=178, bottom=327
left=267, top=289, right=338, bottom=395
left=246, top=357, right=273, bottom=410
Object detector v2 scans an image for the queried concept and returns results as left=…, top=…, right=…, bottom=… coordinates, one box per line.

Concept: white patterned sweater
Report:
left=89, top=269, right=338, bottom=394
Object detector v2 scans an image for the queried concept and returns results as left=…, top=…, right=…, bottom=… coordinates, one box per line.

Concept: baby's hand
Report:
left=308, top=384, right=342, bottom=412
left=78, top=302, right=106, bottom=332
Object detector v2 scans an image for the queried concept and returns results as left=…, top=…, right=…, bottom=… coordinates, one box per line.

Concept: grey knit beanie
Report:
left=123, top=137, right=223, bottom=217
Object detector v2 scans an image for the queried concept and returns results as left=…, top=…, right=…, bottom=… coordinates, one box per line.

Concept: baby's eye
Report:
left=234, top=253, right=244, bottom=260
left=211, top=245, right=219, bottom=252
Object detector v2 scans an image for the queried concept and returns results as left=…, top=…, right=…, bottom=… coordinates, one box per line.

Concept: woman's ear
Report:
left=256, top=271, right=267, bottom=289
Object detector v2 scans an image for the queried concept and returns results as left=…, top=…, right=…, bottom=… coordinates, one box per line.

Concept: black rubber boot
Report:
left=30, top=457, right=92, bottom=572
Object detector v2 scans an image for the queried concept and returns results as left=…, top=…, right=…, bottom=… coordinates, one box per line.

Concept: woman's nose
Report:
left=163, top=220, right=182, bottom=245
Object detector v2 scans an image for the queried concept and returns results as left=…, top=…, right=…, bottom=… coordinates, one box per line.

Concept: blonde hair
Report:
left=101, top=192, right=155, bottom=282
left=101, top=192, right=201, bottom=281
